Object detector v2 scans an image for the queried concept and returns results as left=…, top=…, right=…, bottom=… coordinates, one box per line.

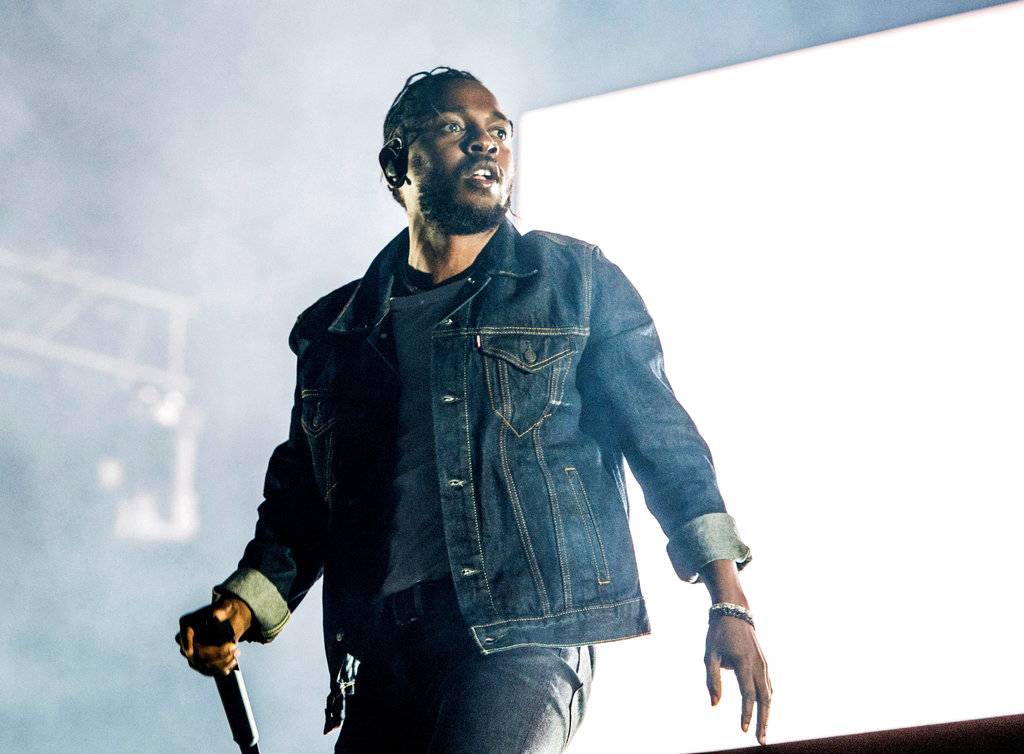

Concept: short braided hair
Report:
left=381, top=67, right=481, bottom=202
left=383, top=66, right=480, bottom=145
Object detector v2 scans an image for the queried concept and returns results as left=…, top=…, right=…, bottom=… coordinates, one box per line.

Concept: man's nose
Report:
left=465, top=128, right=498, bottom=154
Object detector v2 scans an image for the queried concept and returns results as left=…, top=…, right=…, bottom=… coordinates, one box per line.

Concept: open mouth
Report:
left=465, top=162, right=499, bottom=186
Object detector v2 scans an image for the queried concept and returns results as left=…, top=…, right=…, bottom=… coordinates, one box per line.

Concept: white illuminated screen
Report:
left=517, top=4, right=1024, bottom=751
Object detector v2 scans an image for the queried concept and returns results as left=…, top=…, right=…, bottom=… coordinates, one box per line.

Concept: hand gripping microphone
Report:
left=192, top=608, right=261, bottom=753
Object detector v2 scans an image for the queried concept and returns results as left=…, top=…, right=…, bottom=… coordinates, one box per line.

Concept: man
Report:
left=178, top=67, right=771, bottom=752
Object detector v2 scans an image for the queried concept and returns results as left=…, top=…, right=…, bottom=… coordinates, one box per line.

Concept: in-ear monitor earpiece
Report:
left=379, top=137, right=410, bottom=190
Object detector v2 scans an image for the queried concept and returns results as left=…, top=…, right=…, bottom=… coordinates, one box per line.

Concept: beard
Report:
left=412, top=153, right=513, bottom=235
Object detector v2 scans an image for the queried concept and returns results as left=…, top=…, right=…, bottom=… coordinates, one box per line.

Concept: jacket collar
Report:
left=328, top=218, right=525, bottom=334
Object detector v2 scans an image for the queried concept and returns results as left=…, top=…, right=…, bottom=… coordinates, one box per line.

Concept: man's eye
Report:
left=443, top=122, right=463, bottom=133
left=492, top=128, right=508, bottom=141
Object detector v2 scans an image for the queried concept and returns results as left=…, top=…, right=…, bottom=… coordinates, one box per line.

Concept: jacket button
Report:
left=523, top=346, right=537, bottom=364
left=335, top=632, right=344, bottom=642
left=448, top=479, right=466, bottom=488
left=440, top=318, right=454, bottom=326
left=441, top=394, right=459, bottom=404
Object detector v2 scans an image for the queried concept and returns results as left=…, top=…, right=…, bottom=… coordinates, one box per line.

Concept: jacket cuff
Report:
left=667, top=512, right=752, bottom=583
left=213, top=567, right=291, bottom=643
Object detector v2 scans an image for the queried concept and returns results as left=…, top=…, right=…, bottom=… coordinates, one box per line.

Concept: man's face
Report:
left=401, top=80, right=515, bottom=235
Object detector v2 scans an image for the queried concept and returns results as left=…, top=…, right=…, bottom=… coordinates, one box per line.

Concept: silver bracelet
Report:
left=709, top=602, right=755, bottom=629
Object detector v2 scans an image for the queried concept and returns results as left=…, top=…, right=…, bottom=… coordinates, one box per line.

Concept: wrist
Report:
left=709, top=602, right=756, bottom=630
left=699, top=559, right=749, bottom=607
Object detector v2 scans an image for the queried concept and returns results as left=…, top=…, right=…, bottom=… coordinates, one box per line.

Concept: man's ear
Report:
left=379, top=138, right=409, bottom=189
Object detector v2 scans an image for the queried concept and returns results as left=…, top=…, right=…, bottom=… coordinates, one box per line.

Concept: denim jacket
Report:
left=215, top=220, right=750, bottom=727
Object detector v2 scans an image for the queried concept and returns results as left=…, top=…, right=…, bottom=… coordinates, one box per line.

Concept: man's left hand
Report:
left=704, top=614, right=771, bottom=745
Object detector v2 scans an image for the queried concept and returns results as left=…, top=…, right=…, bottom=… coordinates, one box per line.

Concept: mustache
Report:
left=460, top=157, right=503, bottom=180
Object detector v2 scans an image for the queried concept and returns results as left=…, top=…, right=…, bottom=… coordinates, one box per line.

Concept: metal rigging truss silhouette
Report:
left=0, top=247, right=201, bottom=541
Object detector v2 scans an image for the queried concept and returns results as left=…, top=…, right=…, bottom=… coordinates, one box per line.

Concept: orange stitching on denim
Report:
left=337, top=288, right=357, bottom=319
left=495, top=359, right=517, bottom=433
left=464, top=337, right=497, bottom=614
left=327, top=281, right=362, bottom=332
left=564, top=468, right=604, bottom=584
left=499, top=360, right=513, bottom=425
left=433, top=327, right=589, bottom=339
left=491, top=268, right=539, bottom=277
left=500, top=420, right=551, bottom=615
left=483, top=351, right=501, bottom=418
left=480, top=340, right=575, bottom=438
left=534, top=429, right=571, bottom=610
left=472, top=327, right=586, bottom=335
left=484, top=355, right=533, bottom=437
left=324, top=437, right=339, bottom=505
left=583, top=247, right=594, bottom=324
left=552, top=352, right=571, bottom=408
left=573, top=469, right=611, bottom=584
left=494, top=359, right=540, bottom=438
left=474, top=631, right=649, bottom=655
left=471, top=596, right=644, bottom=629
left=301, top=394, right=337, bottom=505
left=479, top=346, right=574, bottom=372
left=507, top=415, right=540, bottom=439
left=300, top=397, right=335, bottom=438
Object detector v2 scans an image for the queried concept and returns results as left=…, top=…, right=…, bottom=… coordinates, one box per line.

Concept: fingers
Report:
left=755, top=691, right=771, bottom=745
left=704, top=650, right=722, bottom=707
left=738, top=670, right=756, bottom=735
left=177, top=621, right=194, bottom=656
left=707, top=616, right=772, bottom=744
left=211, top=601, right=232, bottom=625
left=754, top=660, right=772, bottom=745
left=176, top=609, right=239, bottom=676
left=737, top=650, right=771, bottom=745
left=187, top=640, right=239, bottom=676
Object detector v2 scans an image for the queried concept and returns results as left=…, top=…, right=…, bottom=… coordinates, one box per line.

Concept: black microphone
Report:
left=191, top=608, right=261, bottom=754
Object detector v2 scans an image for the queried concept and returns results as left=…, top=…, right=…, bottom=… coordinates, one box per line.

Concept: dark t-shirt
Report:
left=378, top=259, right=480, bottom=598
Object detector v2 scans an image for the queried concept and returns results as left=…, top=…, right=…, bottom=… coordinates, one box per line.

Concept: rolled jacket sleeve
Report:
left=667, top=512, right=752, bottom=583
left=213, top=567, right=292, bottom=643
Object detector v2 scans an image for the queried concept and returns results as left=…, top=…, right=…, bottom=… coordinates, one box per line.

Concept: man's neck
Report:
left=406, top=217, right=500, bottom=284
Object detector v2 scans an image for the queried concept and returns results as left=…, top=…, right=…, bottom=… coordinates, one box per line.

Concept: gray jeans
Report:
left=335, top=580, right=595, bottom=753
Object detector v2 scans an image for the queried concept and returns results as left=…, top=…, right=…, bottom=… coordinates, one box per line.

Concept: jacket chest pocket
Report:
left=300, top=389, right=341, bottom=500
left=478, top=333, right=576, bottom=436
